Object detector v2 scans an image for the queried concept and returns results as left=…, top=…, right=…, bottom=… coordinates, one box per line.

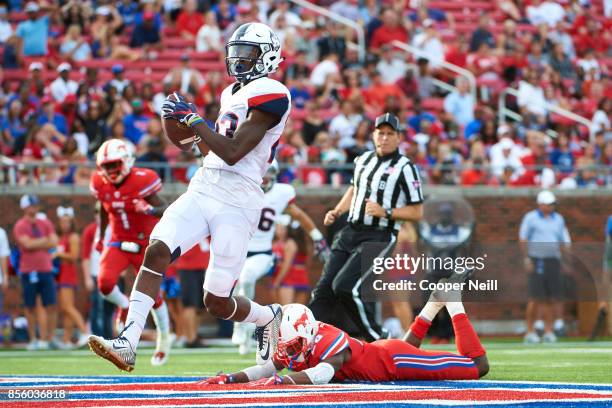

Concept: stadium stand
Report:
left=0, top=0, right=609, bottom=189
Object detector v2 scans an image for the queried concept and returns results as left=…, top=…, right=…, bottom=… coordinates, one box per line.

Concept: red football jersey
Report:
left=286, top=322, right=394, bottom=382
left=90, top=167, right=162, bottom=243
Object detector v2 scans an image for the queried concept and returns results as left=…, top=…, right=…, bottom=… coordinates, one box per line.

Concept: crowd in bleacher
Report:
left=0, top=0, right=610, bottom=187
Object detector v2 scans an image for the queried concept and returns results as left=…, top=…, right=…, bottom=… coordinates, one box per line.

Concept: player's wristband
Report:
left=309, top=229, right=324, bottom=241
left=185, top=113, right=204, bottom=128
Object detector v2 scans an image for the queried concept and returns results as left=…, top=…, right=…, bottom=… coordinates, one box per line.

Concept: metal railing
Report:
left=392, top=40, right=477, bottom=100
left=498, top=87, right=594, bottom=141
left=1, top=160, right=610, bottom=187
left=289, top=0, right=366, bottom=63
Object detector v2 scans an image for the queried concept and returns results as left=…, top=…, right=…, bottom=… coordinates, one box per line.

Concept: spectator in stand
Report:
left=37, top=96, right=68, bottom=136
left=370, top=8, right=409, bottom=50
left=516, top=131, right=555, bottom=188
left=106, top=64, right=130, bottom=95
left=196, top=11, right=222, bottom=53
left=268, top=0, right=301, bottom=28
left=518, top=67, right=547, bottom=118
left=577, top=48, right=601, bottom=81
left=136, top=138, right=168, bottom=180
left=116, top=0, right=138, bottom=27
left=330, top=0, right=360, bottom=21
left=549, top=132, right=575, bottom=177
left=13, top=195, right=59, bottom=351
left=317, top=21, right=346, bottom=61
left=329, top=100, right=363, bottom=149
left=81, top=204, right=114, bottom=338
left=408, top=98, right=437, bottom=133
left=591, top=98, right=611, bottom=139
left=362, top=72, right=405, bottom=113
left=130, top=11, right=161, bottom=50
left=2, top=34, right=21, bottom=69
left=28, top=62, right=46, bottom=97
left=376, top=45, right=408, bottom=84
left=489, top=129, right=524, bottom=179
left=345, top=119, right=374, bottom=160
left=177, top=0, right=204, bottom=40
left=123, top=99, right=151, bottom=146
left=443, top=77, right=475, bottom=128
left=527, top=0, right=565, bottom=28
left=2, top=99, right=28, bottom=155
left=411, top=19, right=445, bottom=69
left=55, top=206, right=90, bottom=349
left=82, top=100, right=109, bottom=156
left=414, top=57, right=435, bottom=99
left=467, top=42, right=500, bottom=82
left=310, top=52, right=340, bottom=89
left=60, top=24, right=92, bottom=62
left=164, top=53, right=205, bottom=96
left=16, top=2, right=53, bottom=57
left=289, top=75, right=311, bottom=110
left=470, top=13, right=495, bottom=53
left=549, top=42, right=575, bottom=79
left=49, top=63, right=78, bottom=104
left=212, top=0, right=237, bottom=30
left=527, top=42, right=549, bottom=73
left=301, top=101, right=326, bottom=146
left=409, top=0, right=454, bottom=28
left=548, top=22, right=575, bottom=60
left=23, top=124, right=66, bottom=162
left=283, top=50, right=310, bottom=82
left=0, top=6, right=13, bottom=44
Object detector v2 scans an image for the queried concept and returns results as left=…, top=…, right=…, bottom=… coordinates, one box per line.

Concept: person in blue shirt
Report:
left=123, top=99, right=151, bottom=145
left=117, top=0, right=139, bottom=27
left=289, top=76, right=311, bottom=110
left=408, top=98, right=436, bottom=133
left=16, top=2, right=54, bottom=56
left=1, top=99, right=28, bottom=154
left=130, top=11, right=161, bottom=49
left=37, top=96, right=68, bottom=136
left=549, top=133, right=575, bottom=176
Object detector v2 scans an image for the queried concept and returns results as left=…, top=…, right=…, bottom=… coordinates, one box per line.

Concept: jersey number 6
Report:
left=258, top=207, right=276, bottom=231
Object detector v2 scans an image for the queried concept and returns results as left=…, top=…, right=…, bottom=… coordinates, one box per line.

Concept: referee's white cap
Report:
left=537, top=190, right=556, bottom=205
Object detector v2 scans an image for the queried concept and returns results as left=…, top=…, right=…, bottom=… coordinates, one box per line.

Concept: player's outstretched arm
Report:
left=324, top=186, right=354, bottom=226
left=199, top=359, right=282, bottom=385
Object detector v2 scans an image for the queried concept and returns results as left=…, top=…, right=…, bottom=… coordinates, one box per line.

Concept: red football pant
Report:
left=388, top=313, right=485, bottom=380
left=98, top=246, right=163, bottom=308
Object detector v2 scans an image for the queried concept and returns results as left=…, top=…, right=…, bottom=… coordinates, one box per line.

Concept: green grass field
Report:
left=2, top=341, right=612, bottom=383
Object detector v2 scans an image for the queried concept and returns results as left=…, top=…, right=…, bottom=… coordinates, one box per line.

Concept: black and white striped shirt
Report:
left=348, top=150, right=423, bottom=232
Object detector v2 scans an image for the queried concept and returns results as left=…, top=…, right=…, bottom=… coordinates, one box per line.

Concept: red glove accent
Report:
left=197, top=374, right=233, bottom=385
left=248, top=373, right=284, bottom=387
left=133, top=198, right=154, bottom=214
left=95, top=240, right=104, bottom=253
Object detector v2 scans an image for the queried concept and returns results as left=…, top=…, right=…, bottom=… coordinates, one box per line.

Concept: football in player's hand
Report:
left=161, top=93, right=199, bottom=151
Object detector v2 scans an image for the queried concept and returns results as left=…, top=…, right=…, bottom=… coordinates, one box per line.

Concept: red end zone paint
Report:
left=5, top=384, right=612, bottom=408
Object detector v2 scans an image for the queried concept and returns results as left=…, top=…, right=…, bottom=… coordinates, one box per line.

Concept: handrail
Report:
left=288, top=0, right=366, bottom=63
left=499, top=87, right=594, bottom=141
left=407, top=63, right=457, bottom=94
left=392, top=40, right=477, bottom=100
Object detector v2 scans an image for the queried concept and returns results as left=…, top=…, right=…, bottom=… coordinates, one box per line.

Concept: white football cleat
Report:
left=150, top=333, right=174, bottom=366
left=523, top=331, right=541, bottom=344
left=26, top=340, right=38, bottom=351
left=542, top=332, right=558, bottom=343
left=88, top=335, right=136, bottom=372
left=76, top=333, right=91, bottom=348
left=255, top=304, right=282, bottom=365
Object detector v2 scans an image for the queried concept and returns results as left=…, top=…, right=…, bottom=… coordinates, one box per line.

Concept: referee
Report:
left=309, top=113, right=424, bottom=341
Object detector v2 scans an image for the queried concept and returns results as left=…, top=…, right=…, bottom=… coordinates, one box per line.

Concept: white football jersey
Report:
left=190, top=77, right=291, bottom=210
left=248, top=183, right=296, bottom=252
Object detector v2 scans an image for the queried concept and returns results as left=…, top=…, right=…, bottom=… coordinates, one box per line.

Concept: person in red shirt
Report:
left=55, top=206, right=90, bottom=349
left=370, top=9, right=409, bottom=50
left=13, top=195, right=59, bottom=350
left=90, top=139, right=172, bottom=366
left=271, top=222, right=310, bottom=305
left=176, top=0, right=205, bottom=40
left=175, top=240, right=210, bottom=347
left=202, top=283, right=488, bottom=385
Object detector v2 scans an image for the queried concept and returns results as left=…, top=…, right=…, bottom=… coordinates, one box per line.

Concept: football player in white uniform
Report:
left=232, top=161, right=330, bottom=354
left=89, top=23, right=291, bottom=372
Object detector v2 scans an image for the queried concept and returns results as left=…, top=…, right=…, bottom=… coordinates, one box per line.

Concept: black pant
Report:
left=309, top=224, right=396, bottom=342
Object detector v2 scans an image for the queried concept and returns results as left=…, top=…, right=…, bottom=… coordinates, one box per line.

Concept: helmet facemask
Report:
left=261, top=165, right=278, bottom=192
left=100, top=159, right=128, bottom=184
left=226, top=42, right=265, bottom=83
